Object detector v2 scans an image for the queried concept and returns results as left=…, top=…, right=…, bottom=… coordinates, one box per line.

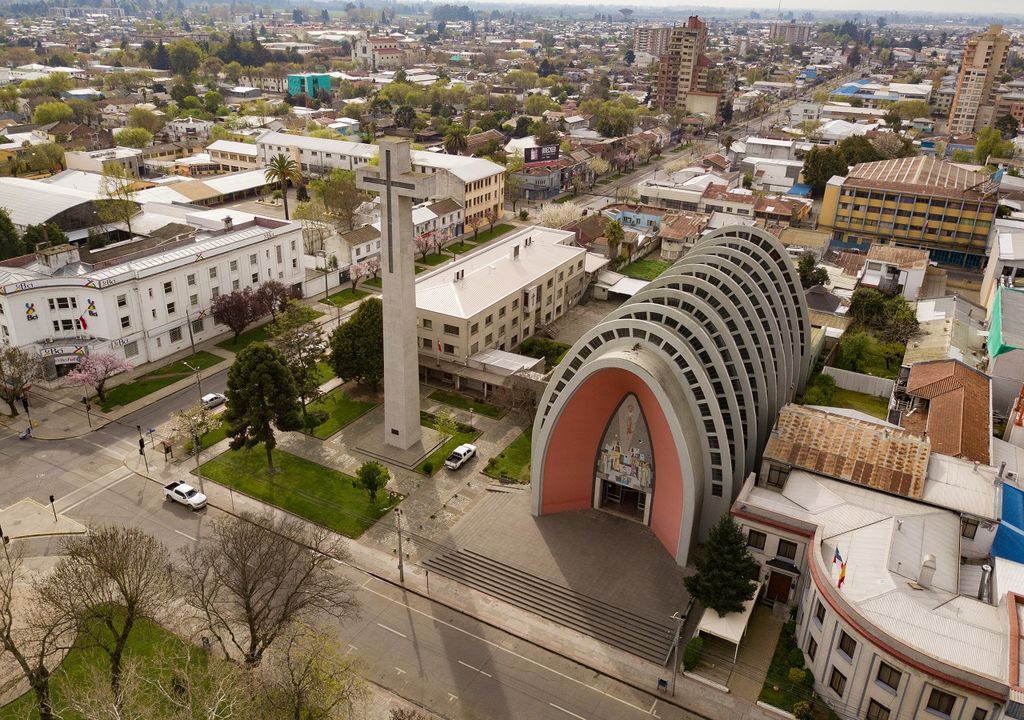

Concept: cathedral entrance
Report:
left=594, top=393, right=654, bottom=524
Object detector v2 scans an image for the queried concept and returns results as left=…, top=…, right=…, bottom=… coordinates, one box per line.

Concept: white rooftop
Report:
left=207, top=139, right=258, bottom=157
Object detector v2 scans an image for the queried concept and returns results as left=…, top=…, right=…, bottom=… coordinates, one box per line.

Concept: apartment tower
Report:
left=948, top=25, right=1011, bottom=135
left=654, top=16, right=720, bottom=119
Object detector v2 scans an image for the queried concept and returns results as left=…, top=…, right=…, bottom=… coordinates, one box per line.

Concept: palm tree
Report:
left=443, top=124, right=469, bottom=155
left=264, top=153, right=301, bottom=220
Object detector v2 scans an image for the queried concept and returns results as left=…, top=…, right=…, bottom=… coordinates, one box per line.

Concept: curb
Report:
left=124, top=460, right=725, bottom=720
left=9, top=528, right=89, bottom=540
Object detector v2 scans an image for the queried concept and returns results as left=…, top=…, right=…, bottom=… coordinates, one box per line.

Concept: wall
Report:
left=822, top=366, right=895, bottom=398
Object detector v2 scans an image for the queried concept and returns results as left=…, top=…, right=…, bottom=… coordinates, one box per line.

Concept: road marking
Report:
left=345, top=644, right=358, bottom=655
left=174, top=530, right=198, bottom=541
left=649, top=700, right=659, bottom=717
left=59, top=469, right=136, bottom=513
left=549, top=703, right=587, bottom=720
left=359, top=582, right=653, bottom=716
left=395, top=667, right=406, bottom=675
left=448, top=693, right=458, bottom=703
left=376, top=622, right=407, bottom=639
left=458, top=660, right=493, bottom=678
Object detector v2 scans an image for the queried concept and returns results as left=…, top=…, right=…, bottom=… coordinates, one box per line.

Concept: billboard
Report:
left=524, top=145, right=560, bottom=163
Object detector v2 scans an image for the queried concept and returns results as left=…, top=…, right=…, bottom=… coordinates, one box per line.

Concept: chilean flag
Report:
left=437, top=340, right=442, bottom=353
left=78, top=315, right=88, bottom=331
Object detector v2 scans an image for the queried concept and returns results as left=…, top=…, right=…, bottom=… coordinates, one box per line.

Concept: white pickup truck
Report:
left=163, top=481, right=207, bottom=511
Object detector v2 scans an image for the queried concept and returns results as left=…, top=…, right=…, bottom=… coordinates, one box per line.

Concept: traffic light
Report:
left=139, top=438, right=145, bottom=455
left=21, top=396, right=28, bottom=413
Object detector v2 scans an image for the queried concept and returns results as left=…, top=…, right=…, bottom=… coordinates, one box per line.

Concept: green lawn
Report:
left=518, top=337, right=572, bottom=368
left=829, top=388, right=891, bottom=420
left=447, top=241, right=476, bottom=254
left=466, top=223, right=514, bottom=245
left=325, top=288, right=368, bottom=307
left=417, top=411, right=481, bottom=475
left=830, top=331, right=904, bottom=380
left=199, top=446, right=394, bottom=538
left=428, top=389, right=505, bottom=419
left=483, top=428, right=532, bottom=483
left=621, top=258, right=672, bottom=281
left=315, top=360, right=335, bottom=384
left=759, top=622, right=832, bottom=720
left=100, top=350, right=224, bottom=412
left=363, top=277, right=382, bottom=288
left=304, top=386, right=377, bottom=439
left=2, top=616, right=196, bottom=719
left=417, top=252, right=449, bottom=266
left=215, top=323, right=272, bottom=352
left=184, top=417, right=228, bottom=454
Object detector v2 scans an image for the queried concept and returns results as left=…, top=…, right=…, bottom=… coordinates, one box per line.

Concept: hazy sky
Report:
left=511, top=0, right=1022, bottom=17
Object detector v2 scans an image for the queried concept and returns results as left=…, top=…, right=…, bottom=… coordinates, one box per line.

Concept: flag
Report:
left=437, top=340, right=442, bottom=353
left=833, top=547, right=843, bottom=565
left=78, top=315, right=88, bottom=331
left=837, top=561, right=847, bottom=589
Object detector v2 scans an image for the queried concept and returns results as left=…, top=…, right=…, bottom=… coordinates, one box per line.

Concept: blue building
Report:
left=287, top=73, right=331, bottom=98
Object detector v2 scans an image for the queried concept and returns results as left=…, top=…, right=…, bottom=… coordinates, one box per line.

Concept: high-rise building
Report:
left=632, top=26, right=673, bottom=57
left=768, top=21, right=814, bottom=46
left=654, top=16, right=720, bottom=120
left=948, top=24, right=1011, bottom=135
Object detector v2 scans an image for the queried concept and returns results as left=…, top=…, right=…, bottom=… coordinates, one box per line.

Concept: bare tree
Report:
left=182, top=512, right=358, bottom=667
left=0, top=546, right=74, bottom=720
left=95, top=164, right=141, bottom=237
left=36, top=527, right=174, bottom=704
left=260, top=625, right=366, bottom=720
left=0, top=346, right=42, bottom=416
left=293, top=198, right=334, bottom=255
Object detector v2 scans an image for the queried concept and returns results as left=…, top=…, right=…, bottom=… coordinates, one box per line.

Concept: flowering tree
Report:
left=64, top=351, right=132, bottom=403
left=414, top=233, right=433, bottom=261
left=538, top=203, right=583, bottom=229
left=364, top=257, right=381, bottom=281
left=348, top=261, right=367, bottom=291
left=213, top=287, right=261, bottom=345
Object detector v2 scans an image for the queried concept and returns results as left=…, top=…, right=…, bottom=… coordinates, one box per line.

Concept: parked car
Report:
left=201, top=393, right=226, bottom=409
left=444, top=443, right=477, bottom=470
left=163, top=481, right=207, bottom=511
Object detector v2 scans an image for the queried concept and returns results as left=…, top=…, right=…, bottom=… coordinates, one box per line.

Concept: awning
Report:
left=695, top=581, right=761, bottom=662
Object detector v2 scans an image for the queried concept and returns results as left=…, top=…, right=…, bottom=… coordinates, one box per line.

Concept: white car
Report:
left=201, top=393, right=226, bottom=409
left=163, top=481, right=208, bottom=511
left=444, top=443, right=477, bottom=470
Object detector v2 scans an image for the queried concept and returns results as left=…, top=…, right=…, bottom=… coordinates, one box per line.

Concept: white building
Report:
left=0, top=208, right=306, bottom=377
left=64, top=147, right=144, bottom=179
left=343, top=198, right=463, bottom=263
left=163, top=117, right=214, bottom=143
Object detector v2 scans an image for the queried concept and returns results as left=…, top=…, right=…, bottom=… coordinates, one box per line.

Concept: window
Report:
left=117, top=294, right=127, bottom=307
left=423, top=319, right=432, bottom=329
left=191, top=318, right=204, bottom=334
left=470, top=322, right=479, bottom=334
left=806, top=637, right=817, bottom=661
left=747, top=529, right=766, bottom=550
left=499, top=307, right=506, bottom=318
left=876, top=662, right=901, bottom=691
left=51, top=320, right=59, bottom=332
left=276, top=245, right=283, bottom=263
left=163, top=281, right=173, bottom=293
left=212, top=286, right=220, bottom=299
left=251, top=273, right=259, bottom=284
left=485, top=314, right=493, bottom=326
left=209, top=267, right=218, bottom=279
left=187, top=273, right=196, bottom=286
left=232, top=279, right=240, bottom=291
left=961, top=518, right=979, bottom=540
left=124, top=341, right=139, bottom=358
left=814, top=600, right=825, bottom=624
left=249, top=253, right=257, bottom=265
left=442, top=343, right=454, bottom=354
left=972, top=709, right=988, bottom=720
left=828, top=668, right=846, bottom=697
left=766, top=465, right=789, bottom=488
left=866, top=700, right=890, bottom=720
left=422, top=338, right=431, bottom=349
left=444, top=324, right=459, bottom=336
left=190, top=293, right=199, bottom=307
left=837, top=631, right=856, bottom=659
left=169, top=327, right=183, bottom=342
left=927, top=689, right=956, bottom=717
left=512, top=299, right=518, bottom=310
left=777, top=539, right=797, bottom=561
left=230, top=260, right=239, bottom=271
left=120, top=315, right=131, bottom=329
left=166, top=302, right=176, bottom=315
left=60, top=319, right=74, bottom=331
left=152, top=309, right=157, bottom=319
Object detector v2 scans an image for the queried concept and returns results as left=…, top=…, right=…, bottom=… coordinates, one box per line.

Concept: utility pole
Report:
left=394, top=507, right=405, bottom=584
left=182, top=360, right=203, bottom=398
left=82, top=395, right=92, bottom=428
left=669, top=610, right=684, bottom=697
left=185, top=308, right=198, bottom=357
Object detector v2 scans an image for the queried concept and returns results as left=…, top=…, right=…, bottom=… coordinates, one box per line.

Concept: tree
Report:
left=167, top=39, right=204, bottom=76
left=182, top=511, right=357, bottom=667
left=505, top=173, right=523, bottom=211
left=126, top=107, right=164, bottom=134
left=847, top=44, right=862, bottom=67
left=348, top=261, right=366, bottom=291
left=801, top=146, right=848, bottom=195
left=524, top=93, right=554, bottom=116
left=328, top=297, right=383, bottom=386
left=538, top=202, right=583, bottom=228
left=683, top=514, right=758, bottom=616
left=394, top=104, right=417, bottom=129
left=356, top=460, right=390, bottom=505
left=797, top=252, right=829, bottom=289
left=588, top=156, right=611, bottom=184
left=837, top=135, right=882, bottom=166
left=261, top=626, right=366, bottom=720
left=293, top=198, right=334, bottom=254
left=115, top=127, right=153, bottom=149
left=312, top=168, right=366, bottom=231
left=604, top=219, right=624, bottom=260
left=32, top=101, right=73, bottom=125
left=265, top=153, right=301, bottom=220
left=837, top=330, right=872, bottom=372
left=22, top=223, right=67, bottom=249
left=269, top=300, right=326, bottom=420
left=0, top=546, right=72, bottom=720
left=95, top=164, right=141, bottom=236
left=996, top=114, right=1020, bottom=140
left=254, top=279, right=292, bottom=321
left=975, top=126, right=1014, bottom=164
left=37, top=527, right=173, bottom=703
left=0, top=207, right=25, bottom=260
left=22, top=143, right=65, bottom=174
left=64, top=351, right=132, bottom=403
left=174, top=401, right=215, bottom=454
left=443, top=123, right=469, bottom=155
left=414, top=233, right=434, bottom=261
left=224, top=344, right=302, bottom=473
left=212, top=287, right=261, bottom=344
left=0, top=346, right=42, bottom=416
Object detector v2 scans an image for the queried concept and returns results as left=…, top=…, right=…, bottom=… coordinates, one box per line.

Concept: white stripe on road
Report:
left=549, top=703, right=587, bottom=720
left=174, top=530, right=198, bottom=541
left=359, top=582, right=655, bottom=716
left=376, top=622, right=407, bottom=639
left=458, top=660, right=493, bottom=678
left=58, top=469, right=136, bottom=513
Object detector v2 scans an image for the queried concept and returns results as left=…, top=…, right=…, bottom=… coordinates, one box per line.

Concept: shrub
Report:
left=787, top=647, right=806, bottom=669
left=788, top=667, right=807, bottom=685
left=792, top=700, right=812, bottom=720
left=423, top=461, right=433, bottom=474
left=272, top=189, right=283, bottom=199
left=682, top=635, right=703, bottom=671
left=801, top=373, right=835, bottom=406
left=519, top=210, right=529, bottom=221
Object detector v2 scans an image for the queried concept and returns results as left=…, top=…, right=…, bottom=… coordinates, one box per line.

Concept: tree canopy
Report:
left=328, top=297, right=383, bottom=386
left=683, top=515, right=759, bottom=616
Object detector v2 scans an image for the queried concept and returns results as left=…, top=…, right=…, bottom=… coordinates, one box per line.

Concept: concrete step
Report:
left=423, top=549, right=675, bottom=663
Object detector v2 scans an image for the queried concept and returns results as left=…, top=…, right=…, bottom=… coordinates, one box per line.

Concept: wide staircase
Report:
left=423, top=548, right=676, bottom=663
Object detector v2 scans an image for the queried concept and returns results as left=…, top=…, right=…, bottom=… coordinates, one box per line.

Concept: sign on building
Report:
left=524, top=145, right=560, bottom=164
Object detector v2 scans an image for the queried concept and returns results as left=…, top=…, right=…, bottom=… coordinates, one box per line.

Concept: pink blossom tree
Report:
left=364, top=256, right=381, bottom=281
left=64, top=351, right=132, bottom=403
left=414, top=233, right=433, bottom=262
left=349, top=261, right=367, bottom=291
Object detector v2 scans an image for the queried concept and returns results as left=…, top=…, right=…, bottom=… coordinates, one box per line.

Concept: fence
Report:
left=822, top=367, right=894, bottom=398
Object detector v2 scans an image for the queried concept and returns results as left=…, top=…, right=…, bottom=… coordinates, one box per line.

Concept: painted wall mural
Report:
left=595, top=393, right=654, bottom=493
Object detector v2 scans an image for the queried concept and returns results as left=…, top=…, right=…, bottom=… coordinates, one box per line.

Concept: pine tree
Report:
left=684, top=515, right=759, bottom=616
left=328, top=298, right=383, bottom=386
left=0, top=208, right=25, bottom=260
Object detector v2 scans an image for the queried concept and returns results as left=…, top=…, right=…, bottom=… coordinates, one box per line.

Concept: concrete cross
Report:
left=356, top=139, right=435, bottom=451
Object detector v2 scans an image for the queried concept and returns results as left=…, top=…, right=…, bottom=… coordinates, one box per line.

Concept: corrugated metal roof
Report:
left=0, top=177, right=100, bottom=227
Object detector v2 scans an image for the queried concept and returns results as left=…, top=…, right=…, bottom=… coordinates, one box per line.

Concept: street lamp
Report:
left=182, top=360, right=203, bottom=399
left=394, top=507, right=405, bottom=584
